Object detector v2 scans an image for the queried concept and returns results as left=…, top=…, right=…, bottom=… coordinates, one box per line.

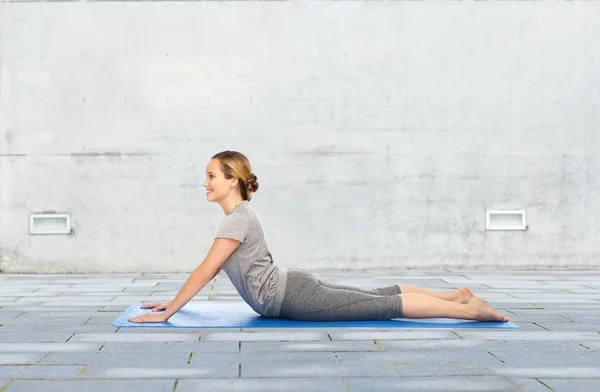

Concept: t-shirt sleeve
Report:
left=216, top=209, right=249, bottom=244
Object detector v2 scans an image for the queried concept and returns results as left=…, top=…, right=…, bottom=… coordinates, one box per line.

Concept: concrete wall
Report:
left=0, top=1, right=599, bottom=273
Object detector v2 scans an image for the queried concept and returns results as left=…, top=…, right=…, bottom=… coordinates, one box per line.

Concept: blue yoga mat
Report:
left=113, top=302, right=518, bottom=329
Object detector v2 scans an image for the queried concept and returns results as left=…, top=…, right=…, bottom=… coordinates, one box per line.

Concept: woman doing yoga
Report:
left=129, top=151, right=509, bottom=323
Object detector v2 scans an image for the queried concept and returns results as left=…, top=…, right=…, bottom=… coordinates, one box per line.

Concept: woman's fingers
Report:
left=140, top=303, right=159, bottom=309
left=128, top=314, right=143, bottom=322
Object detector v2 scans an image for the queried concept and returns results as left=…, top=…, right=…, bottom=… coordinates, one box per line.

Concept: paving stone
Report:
left=329, top=330, right=459, bottom=341
left=5, top=314, right=93, bottom=325
left=394, top=363, right=495, bottom=377
left=100, top=341, right=238, bottom=353
left=503, top=314, right=577, bottom=323
left=343, top=376, right=517, bottom=391
left=40, top=351, right=191, bottom=367
left=189, top=351, right=339, bottom=367
left=540, top=379, right=600, bottom=392
left=0, top=353, right=47, bottom=365
left=0, top=343, right=100, bottom=352
left=0, top=292, right=63, bottom=297
left=488, top=349, right=600, bottom=367
left=240, top=340, right=379, bottom=352
left=0, top=333, right=75, bottom=343
left=80, top=365, right=237, bottom=379
left=69, top=333, right=200, bottom=342
left=533, top=323, right=600, bottom=332
left=242, top=361, right=400, bottom=378
left=175, top=378, right=346, bottom=392
left=4, top=380, right=175, bottom=392
left=0, top=366, right=83, bottom=379
left=0, top=325, right=118, bottom=334
left=376, top=339, right=588, bottom=352
left=335, top=350, right=502, bottom=367
left=453, top=331, right=600, bottom=341
left=493, top=367, right=600, bottom=378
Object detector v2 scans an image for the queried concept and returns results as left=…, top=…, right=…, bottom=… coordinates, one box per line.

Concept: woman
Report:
left=129, top=151, right=509, bottom=323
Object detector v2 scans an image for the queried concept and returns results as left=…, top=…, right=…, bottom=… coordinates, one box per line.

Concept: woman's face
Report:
left=203, top=159, right=236, bottom=202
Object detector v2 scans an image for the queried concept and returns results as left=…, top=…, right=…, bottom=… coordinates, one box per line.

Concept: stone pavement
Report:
left=0, top=269, right=599, bottom=392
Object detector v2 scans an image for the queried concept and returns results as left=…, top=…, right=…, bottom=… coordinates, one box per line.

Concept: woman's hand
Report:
left=128, top=311, right=168, bottom=323
left=140, top=301, right=172, bottom=312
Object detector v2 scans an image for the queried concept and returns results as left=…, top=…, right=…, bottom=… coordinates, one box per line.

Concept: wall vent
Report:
left=30, top=213, right=71, bottom=235
left=486, top=210, right=527, bottom=231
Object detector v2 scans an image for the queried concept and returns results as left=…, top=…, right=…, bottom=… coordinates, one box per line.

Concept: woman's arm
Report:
left=128, top=238, right=239, bottom=323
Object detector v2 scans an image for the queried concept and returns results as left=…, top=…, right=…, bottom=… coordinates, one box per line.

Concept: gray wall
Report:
left=1, top=1, right=599, bottom=273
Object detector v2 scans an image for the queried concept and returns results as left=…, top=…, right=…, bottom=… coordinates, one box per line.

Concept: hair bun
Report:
left=246, top=173, right=259, bottom=193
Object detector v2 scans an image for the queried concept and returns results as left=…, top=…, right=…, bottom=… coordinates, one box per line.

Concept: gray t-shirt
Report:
left=215, top=201, right=288, bottom=317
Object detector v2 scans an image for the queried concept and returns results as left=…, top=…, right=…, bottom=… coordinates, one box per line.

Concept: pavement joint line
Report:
left=572, top=340, right=594, bottom=351
left=340, top=377, right=349, bottom=392
left=559, top=314, right=576, bottom=322
left=76, top=365, right=88, bottom=379
left=327, top=333, right=332, bottom=341
left=198, top=332, right=203, bottom=341
left=391, top=363, right=402, bottom=376
left=504, top=376, right=522, bottom=390
left=238, top=364, right=241, bottom=378
left=0, top=380, right=13, bottom=392
left=451, top=330, right=463, bottom=339
left=83, top=317, right=93, bottom=325
left=115, top=328, right=120, bottom=333
left=506, top=293, right=517, bottom=299
left=187, top=353, right=192, bottom=364
left=487, top=351, right=506, bottom=363
left=172, top=379, right=179, bottom=392
left=536, top=378, right=556, bottom=391
left=372, top=340, right=383, bottom=351
left=97, top=342, right=106, bottom=352
left=36, top=353, right=51, bottom=365
left=533, top=322, right=550, bottom=331
left=238, top=342, right=241, bottom=352
left=65, top=333, right=76, bottom=342
left=333, top=352, right=340, bottom=364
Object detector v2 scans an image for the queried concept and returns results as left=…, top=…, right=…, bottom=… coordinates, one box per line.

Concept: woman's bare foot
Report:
left=456, top=286, right=474, bottom=304
left=468, top=297, right=510, bottom=322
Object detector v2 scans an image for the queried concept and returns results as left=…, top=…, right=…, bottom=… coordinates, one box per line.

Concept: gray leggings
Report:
left=279, top=269, right=403, bottom=321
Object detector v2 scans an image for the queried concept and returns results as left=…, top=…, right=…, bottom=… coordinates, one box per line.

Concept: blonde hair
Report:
left=212, top=151, right=259, bottom=201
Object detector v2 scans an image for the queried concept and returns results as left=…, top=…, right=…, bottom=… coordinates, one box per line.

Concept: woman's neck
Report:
left=221, top=197, right=245, bottom=215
